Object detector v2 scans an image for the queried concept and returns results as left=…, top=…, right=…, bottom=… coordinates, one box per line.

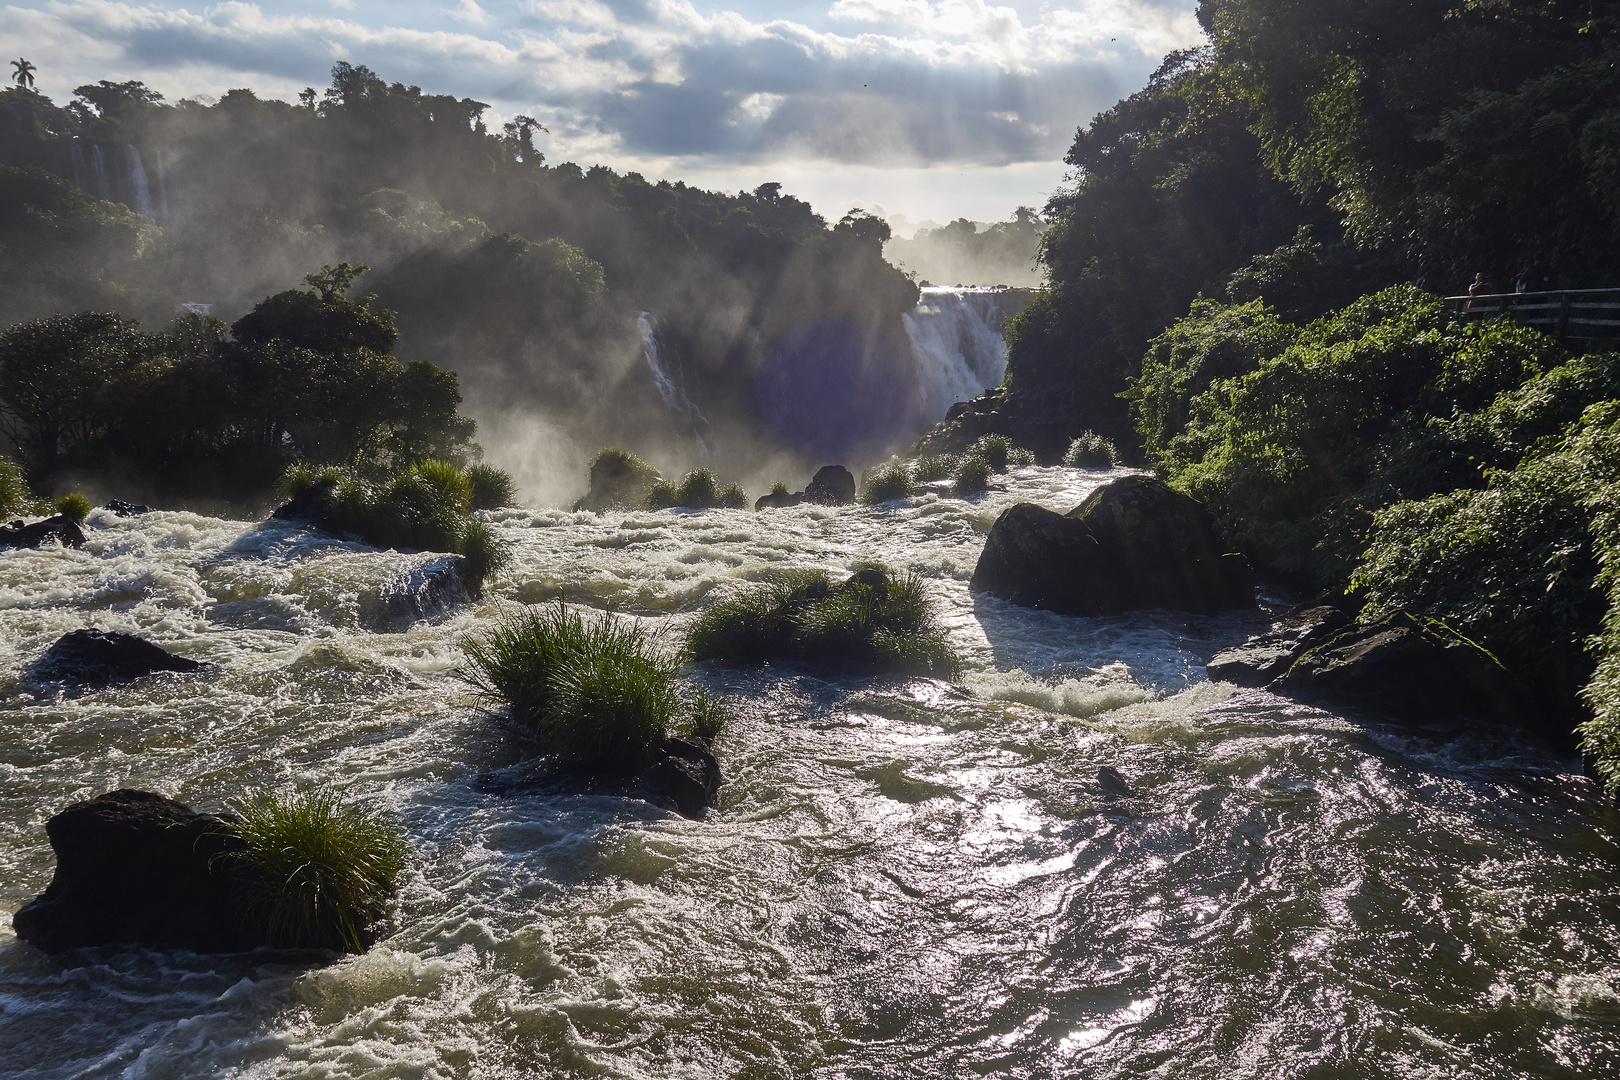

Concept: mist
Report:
left=883, top=209, right=1048, bottom=288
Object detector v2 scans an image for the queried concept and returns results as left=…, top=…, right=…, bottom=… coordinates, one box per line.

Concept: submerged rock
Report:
left=0, top=514, right=86, bottom=550
left=970, top=476, right=1254, bottom=616
left=804, top=465, right=856, bottom=506
left=755, top=488, right=806, bottom=510
left=33, top=629, right=203, bottom=684
left=1207, top=605, right=1351, bottom=687
left=1272, top=612, right=1539, bottom=728
left=363, top=554, right=468, bottom=631
left=1096, top=766, right=1134, bottom=797
left=12, top=789, right=259, bottom=954
left=639, top=739, right=721, bottom=818
left=102, top=500, right=152, bottom=517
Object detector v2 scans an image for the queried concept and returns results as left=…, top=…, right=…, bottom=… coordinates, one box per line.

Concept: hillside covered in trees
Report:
left=0, top=62, right=919, bottom=500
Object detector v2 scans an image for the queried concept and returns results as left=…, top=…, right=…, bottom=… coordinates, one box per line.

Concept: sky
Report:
left=0, top=0, right=1205, bottom=228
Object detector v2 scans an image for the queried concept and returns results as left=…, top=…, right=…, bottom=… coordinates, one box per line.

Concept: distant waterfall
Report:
left=638, top=312, right=711, bottom=457
left=903, top=287, right=1014, bottom=422
left=70, top=139, right=89, bottom=191
left=90, top=144, right=111, bottom=200
left=125, top=145, right=152, bottom=216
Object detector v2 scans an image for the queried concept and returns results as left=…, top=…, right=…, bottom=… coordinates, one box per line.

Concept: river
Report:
left=1, top=465, right=1617, bottom=1078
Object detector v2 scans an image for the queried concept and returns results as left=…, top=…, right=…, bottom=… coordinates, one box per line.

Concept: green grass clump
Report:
left=859, top=459, right=914, bottom=504
left=953, top=455, right=992, bottom=496
left=718, top=483, right=748, bottom=509
left=969, top=434, right=1011, bottom=472
left=1063, top=432, right=1119, bottom=469
left=912, top=455, right=960, bottom=482
left=685, top=564, right=958, bottom=677
left=466, top=464, right=518, bottom=511
left=0, top=456, right=41, bottom=518
left=221, top=789, right=409, bottom=953
left=645, top=468, right=747, bottom=510
left=770, top=481, right=791, bottom=496
left=682, top=686, right=730, bottom=745
left=460, top=601, right=725, bottom=773
left=275, top=460, right=511, bottom=595
left=53, top=492, right=92, bottom=522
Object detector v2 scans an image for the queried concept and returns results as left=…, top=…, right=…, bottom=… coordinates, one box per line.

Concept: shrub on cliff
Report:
left=685, top=564, right=958, bottom=677
left=221, top=789, right=409, bottom=953
left=460, top=601, right=726, bottom=772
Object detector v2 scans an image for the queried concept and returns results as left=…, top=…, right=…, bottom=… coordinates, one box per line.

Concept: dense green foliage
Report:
left=51, top=492, right=90, bottom=522
left=466, top=463, right=517, bottom=510
left=685, top=565, right=958, bottom=678
left=0, top=454, right=41, bottom=517
left=952, top=456, right=992, bottom=496
left=221, top=789, right=409, bottom=953
left=646, top=469, right=748, bottom=511
left=279, top=459, right=509, bottom=593
left=459, top=601, right=725, bottom=771
left=859, top=460, right=915, bottom=504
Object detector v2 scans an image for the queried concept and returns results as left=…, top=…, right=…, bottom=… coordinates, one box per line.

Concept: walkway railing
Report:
left=1444, top=288, right=1620, bottom=342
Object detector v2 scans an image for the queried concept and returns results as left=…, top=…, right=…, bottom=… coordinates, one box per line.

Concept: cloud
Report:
left=0, top=0, right=1202, bottom=170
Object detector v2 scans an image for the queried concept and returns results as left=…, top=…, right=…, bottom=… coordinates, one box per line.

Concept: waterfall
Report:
left=903, top=287, right=1014, bottom=422
left=90, top=144, right=111, bottom=200
left=125, top=145, right=152, bottom=216
left=70, top=139, right=89, bottom=191
left=638, top=312, right=711, bottom=457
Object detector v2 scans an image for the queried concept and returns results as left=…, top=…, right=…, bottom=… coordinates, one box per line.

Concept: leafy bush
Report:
left=912, top=455, right=960, bottom=482
left=969, top=433, right=1011, bottom=472
left=460, top=601, right=724, bottom=773
left=718, top=483, right=748, bottom=509
left=52, top=492, right=91, bottom=522
left=645, top=468, right=747, bottom=510
left=221, top=789, right=409, bottom=953
left=1063, top=432, right=1118, bottom=469
left=859, top=459, right=914, bottom=503
left=685, top=564, right=958, bottom=677
left=0, top=455, right=40, bottom=518
left=953, top=455, right=991, bottom=496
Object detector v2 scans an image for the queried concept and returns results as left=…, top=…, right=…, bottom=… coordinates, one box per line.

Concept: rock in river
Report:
left=362, top=554, right=468, bottom=630
left=12, top=789, right=259, bottom=954
left=1206, top=605, right=1351, bottom=687
left=0, top=514, right=86, bottom=550
left=970, top=475, right=1254, bottom=616
left=639, top=739, right=722, bottom=818
left=804, top=465, right=856, bottom=506
left=33, top=629, right=203, bottom=685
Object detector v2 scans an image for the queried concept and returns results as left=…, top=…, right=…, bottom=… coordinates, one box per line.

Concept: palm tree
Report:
left=10, top=58, right=36, bottom=89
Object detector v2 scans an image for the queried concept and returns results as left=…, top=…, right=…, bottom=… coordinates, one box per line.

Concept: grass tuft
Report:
left=685, top=563, right=958, bottom=677
left=912, top=455, right=960, bottom=482
left=969, top=434, right=1011, bottom=472
left=53, top=492, right=92, bottom=522
left=1063, top=432, right=1119, bottom=469
left=221, top=788, right=409, bottom=953
left=645, top=468, right=748, bottom=510
left=952, top=455, right=992, bottom=496
left=859, top=459, right=914, bottom=504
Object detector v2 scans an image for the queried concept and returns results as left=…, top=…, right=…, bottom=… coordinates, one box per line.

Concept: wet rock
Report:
left=1272, top=611, right=1540, bottom=728
left=364, top=555, right=467, bottom=631
left=755, top=488, right=806, bottom=510
left=1096, top=766, right=1134, bottom=797
left=574, top=453, right=660, bottom=512
left=33, top=629, right=203, bottom=685
left=804, top=465, right=856, bottom=506
left=1206, top=605, right=1351, bottom=687
left=102, top=500, right=152, bottom=517
left=970, top=476, right=1254, bottom=616
left=0, top=514, right=86, bottom=550
left=271, top=478, right=336, bottom=522
left=12, top=789, right=259, bottom=954
left=640, top=738, right=721, bottom=818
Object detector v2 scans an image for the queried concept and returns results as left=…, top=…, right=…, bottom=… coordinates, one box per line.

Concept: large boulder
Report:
left=1207, top=605, right=1351, bottom=687
left=574, top=452, right=660, bottom=512
left=1271, top=612, right=1540, bottom=728
left=271, top=479, right=336, bottom=522
left=0, top=514, right=86, bottom=550
left=12, top=790, right=260, bottom=954
left=755, top=488, right=806, bottom=511
left=33, top=629, right=203, bottom=685
left=804, top=465, right=856, bottom=506
left=639, top=739, right=721, bottom=818
left=970, top=476, right=1254, bottom=616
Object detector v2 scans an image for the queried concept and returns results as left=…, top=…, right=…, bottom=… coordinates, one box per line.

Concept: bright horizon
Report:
left=0, top=0, right=1204, bottom=226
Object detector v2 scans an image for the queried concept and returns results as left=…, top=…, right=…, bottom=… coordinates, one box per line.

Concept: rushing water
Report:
left=1, top=466, right=1618, bottom=1079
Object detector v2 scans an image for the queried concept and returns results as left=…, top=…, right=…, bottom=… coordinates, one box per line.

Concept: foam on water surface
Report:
left=0, top=466, right=1616, bottom=1078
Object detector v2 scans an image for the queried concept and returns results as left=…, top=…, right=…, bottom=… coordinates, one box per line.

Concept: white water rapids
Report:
left=1, top=466, right=1617, bottom=1078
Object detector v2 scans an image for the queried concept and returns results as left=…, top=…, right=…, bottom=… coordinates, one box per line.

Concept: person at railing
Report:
left=1467, top=272, right=1495, bottom=309
left=1517, top=252, right=1557, bottom=294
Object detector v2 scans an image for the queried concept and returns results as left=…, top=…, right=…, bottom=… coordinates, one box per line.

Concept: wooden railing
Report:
left=1444, top=288, right=1620, bottom=342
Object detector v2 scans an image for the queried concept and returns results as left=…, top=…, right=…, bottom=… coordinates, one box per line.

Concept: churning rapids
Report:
left=2, top=466, right=1618, bottom=1079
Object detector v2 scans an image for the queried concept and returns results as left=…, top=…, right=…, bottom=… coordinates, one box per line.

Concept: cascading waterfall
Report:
left=638, top=312, right=711, bottom=458
left=125, top=145, right=152, bottom=216
left=903, top=287, right=1014, bottom=422
left=90, top=144, right=111, bottom=201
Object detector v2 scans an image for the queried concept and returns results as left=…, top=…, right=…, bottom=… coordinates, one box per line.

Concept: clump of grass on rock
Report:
left=53, top=492, right=92, bottom=522
left=221, top=789, right=409, bottom=953
left=466, top=463, right=518, bottom=510
left=952, top=455, right=992, bottom=496
left=460, top=601, right=728, bottom=772
left=859, top=459, right=915, bottom=504
left=647, top=468, right=747, bottom=510
left=277, top=459, right=510, bottom=595
left=685, top=563, right=958, bottom=677
left=1063, top=432, right=1119, bottom=469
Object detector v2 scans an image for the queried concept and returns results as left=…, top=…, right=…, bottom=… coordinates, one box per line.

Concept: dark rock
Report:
left=573, top=453, right=660, bottom=512
left=970, top=476, right=1254, bottom=616
left=12, top=789, right=260, bottom=954
left=1096, top=766, right=1134, bottom=797
left=1207, top=605, right=1351, bottom=687
left=363, top=555, right=467, bottom=631
left=103, top=500, right=152, bottom=517
left=271, top=479, right=336, bottom=522
left=1271, top=612, right=1540, bottom=729
left=33, top=629, right=203, bottom=684
left=0, top=514, right=86, bottom=550
left=640, top=738, right=721, bottom=818
left=755, top=489, right=806, bottom=510
left=804, top=465, right=856, bottom=506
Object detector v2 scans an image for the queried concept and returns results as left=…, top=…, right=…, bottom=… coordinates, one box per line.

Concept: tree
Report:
left=0, top=311, right=150, bottom=472
left=10, top=58, right=35, bottom=90
left=501, top=114, right=546, bottom=165
left=68, top=79, right=163, bottom=122
left=231, top=263, right=398, bottom=354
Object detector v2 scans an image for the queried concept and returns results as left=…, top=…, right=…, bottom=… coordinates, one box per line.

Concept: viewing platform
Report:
left=1444, top=288, right=1620, bottom=342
